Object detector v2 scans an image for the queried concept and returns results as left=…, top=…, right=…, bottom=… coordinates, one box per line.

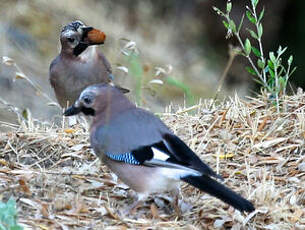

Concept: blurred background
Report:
left=0, top=0, right=304, bottom=125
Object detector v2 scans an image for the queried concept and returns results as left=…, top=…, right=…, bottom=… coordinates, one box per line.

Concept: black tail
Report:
left=181, top=175, right=255, bottom=212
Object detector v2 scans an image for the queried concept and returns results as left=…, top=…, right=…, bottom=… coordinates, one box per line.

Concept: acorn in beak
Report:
left=73, top=26, right=106, bottom=56
left=81, top=26, right=106, bottom=45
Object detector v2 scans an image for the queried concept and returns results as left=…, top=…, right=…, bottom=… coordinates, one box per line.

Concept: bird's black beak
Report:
left=63, top=104, right=82, bottom=116
left=81, top=26, right=94, bottom=35
left=63, top=101, right=96, bottom=116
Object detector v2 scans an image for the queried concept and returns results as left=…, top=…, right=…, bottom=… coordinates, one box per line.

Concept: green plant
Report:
left=120, top=39, right=195, bottom=107
left=0, top=198, right=23, bottom=230
left=213, top=0, right=296, bottom=111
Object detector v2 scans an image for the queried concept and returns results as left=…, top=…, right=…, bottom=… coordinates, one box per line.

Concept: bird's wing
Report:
left=97, top=51, right=112, bottom=74
left=92, top=108, right=221, bottom=179
left=49, top=56, right=60, bottom=89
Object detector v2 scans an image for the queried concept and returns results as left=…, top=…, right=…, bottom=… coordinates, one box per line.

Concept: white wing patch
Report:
left=152, top=147, right=170, bottom=161
left=158, top=168, right=200, bottom=180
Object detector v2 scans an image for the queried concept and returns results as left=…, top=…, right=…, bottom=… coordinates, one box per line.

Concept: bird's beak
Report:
left=63, top=101, right=82, bottom=116
left=81, top=26, right=106, bottom=45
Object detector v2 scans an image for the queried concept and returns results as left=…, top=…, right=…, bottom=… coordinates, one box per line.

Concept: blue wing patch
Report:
left=106, top=152, right=140, bottom=165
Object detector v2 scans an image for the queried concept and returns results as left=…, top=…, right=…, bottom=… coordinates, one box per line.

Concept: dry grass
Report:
left=0, top=91, right=305, bottom=230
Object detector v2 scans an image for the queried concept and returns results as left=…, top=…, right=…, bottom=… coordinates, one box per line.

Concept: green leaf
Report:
left=0, top=198, right=23, bottom=230
left=258, top=23, right=263, bottom=38
left=252, top=0, right=259, bottom=8
left=277, top=46, right=287, bottom=56
left=268, top=60, right=274, bottom=70
left=128, top=54, right=143, bottom=105
left=244, top=39, right=252, bottom=56
left=252, top=47, right=261, bottom=57
left=247, top=29, right=258, bottom=40
left=279, top=76, right=286, bottom=92
left=288, top=55, right=293, bottom=65
left=165, top=77, right=195, bottom=105
left=267, top=78, right=274, bottom=87
left=222, top=20, right=229, bottom=29
left=268, top=66, right=275, bottom=78
left=226, top=2, right=232, bottom=13
left=246, top=66, right=257, bottom=76
left=246, top=10, right=256, bottom=24
left=10, top=226, right=23, bottom=230
left=278, top=65, right=285, bottom=77
left=269, top=52, right=276, bottom=63
left=289, top=66, right=297, bottom=77
left=229, top=20, right=236, bottom=33
left=212, top=6, right=225, bottom=17
left=257, top=59, right=265, bottom=69
left=258, top=7, right=265, bottom=22
left=253, top=78, right=264, bottom=86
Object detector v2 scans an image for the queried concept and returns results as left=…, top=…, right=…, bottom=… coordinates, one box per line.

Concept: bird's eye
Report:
left=83, top=96, right=92, bottom=105
left=67, top=38, right=75, bottom=43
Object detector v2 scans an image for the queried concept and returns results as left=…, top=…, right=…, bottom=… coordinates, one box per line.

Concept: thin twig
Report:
left=209, top=45, right=238, bottom=110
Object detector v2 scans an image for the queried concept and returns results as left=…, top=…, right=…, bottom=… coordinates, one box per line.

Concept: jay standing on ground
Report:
left=64, top=83, right=255, bottom=214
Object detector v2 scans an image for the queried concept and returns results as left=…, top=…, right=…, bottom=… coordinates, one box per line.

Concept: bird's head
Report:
left=63, top=84, right=100, bottom=116
left=60, top=20, right=106, bottom=56
left=64, top=83, right=133, bottom=118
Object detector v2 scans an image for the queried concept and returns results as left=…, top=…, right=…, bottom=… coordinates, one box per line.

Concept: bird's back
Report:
left=91, top=107, right=170, bottom=156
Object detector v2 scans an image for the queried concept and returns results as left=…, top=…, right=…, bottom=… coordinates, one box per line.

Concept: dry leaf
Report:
left=55, top=198, right=72, bottom=211
left=64, top=128, right=75, bottom=134
left=18, top=178, right=32, bottom=195
left=70, top=144, right=86, bottom=151
left=96, top=206, right=108, bottom=216
left=253, top=137, right=287, bottom=149
left=2, top=56, right=15, bottom=65
left=214, top=219, right=226, bottom=229
left=116, top=65, right=128, bottom=73
left=40, top=203, right=49, bottom=218
left=36, top=224, right=49, bottom=230
left=214, top=153, right=235, bottom=159
left=20, top=198, right=39, bottom=209
left=149, top=79, right=164, bottom=85
left=124, top=41, right=136, bottom=49
left=105, top=206, right=120, bottom=220
left=155, top=67, right=166, bottom=76
left=15, top=72, right=27, bottom=80
left=150, top=203, right=159, bottom=219
left=0, top=159, right=8, bottom=166
left=297, top=162, right=305, bottom=172
left=258, top=116, right=269, bottom=131
left=47, top=102, right=59, bottom=107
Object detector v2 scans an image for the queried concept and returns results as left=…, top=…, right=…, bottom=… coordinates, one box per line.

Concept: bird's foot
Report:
left=121, top=193, right=147, bottom=217
left=120, top=200, right=144, bottom=217
left=173, top=195, right=182, bottom=217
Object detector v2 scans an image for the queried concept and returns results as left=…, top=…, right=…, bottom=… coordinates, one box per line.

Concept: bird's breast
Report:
left=102, top=157, right=180, bottom=194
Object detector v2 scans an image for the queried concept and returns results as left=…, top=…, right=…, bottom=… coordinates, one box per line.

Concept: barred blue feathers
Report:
left=106, top=152, right=140, bottom=165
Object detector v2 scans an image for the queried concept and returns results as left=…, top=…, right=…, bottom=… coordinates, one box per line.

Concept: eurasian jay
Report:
left=49, top=20, right=128, bottom=108
left=64, top=83, right=255, bottom=213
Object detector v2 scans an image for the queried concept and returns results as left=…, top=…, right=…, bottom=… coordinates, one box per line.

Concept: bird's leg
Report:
left=172, top=187, right=182, bottom=217
left=171, top=186, right=193, bottom=216
left=124, top=193, right=147, bottom=216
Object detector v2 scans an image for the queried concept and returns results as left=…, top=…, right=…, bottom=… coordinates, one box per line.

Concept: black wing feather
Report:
left=163, top=133, right=222, bottom=179
left=182, top=175, right=255, bottom=212
left=130, top=133, right=221, bottom=180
